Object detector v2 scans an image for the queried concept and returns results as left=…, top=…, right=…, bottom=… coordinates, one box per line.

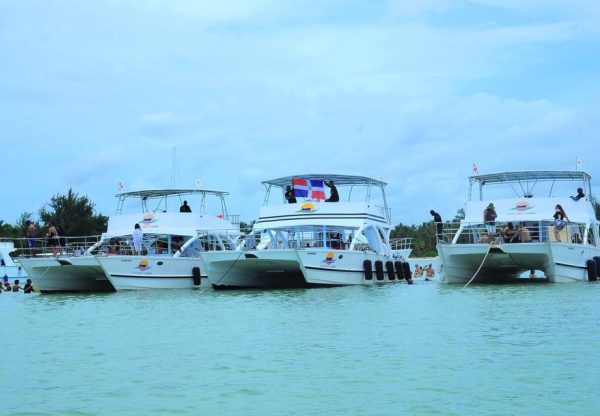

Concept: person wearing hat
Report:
left=483, top=203, right=498, bottom=236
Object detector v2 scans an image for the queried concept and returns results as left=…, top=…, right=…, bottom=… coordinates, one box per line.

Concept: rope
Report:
left=463, top=240, right=496, bottom=288
left=198, top=249, right=246, bottom=293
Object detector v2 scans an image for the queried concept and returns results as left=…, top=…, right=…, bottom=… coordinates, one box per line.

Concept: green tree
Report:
left=391, top=222, right=438, bottom=257
left=0, top=220, right=18, bottom=237
left=453, top=208, right=465, bottom=221
left=39, top=188, right=108, bottom=236
left=239, top=220, right=255, bottom=233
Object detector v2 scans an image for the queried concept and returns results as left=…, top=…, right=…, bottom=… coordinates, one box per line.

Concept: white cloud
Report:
left=1, top=0, right=599, bottom=226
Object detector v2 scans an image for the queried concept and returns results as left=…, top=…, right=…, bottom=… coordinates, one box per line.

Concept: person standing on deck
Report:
left=483, top=203, right=497, bottom=236
left=430, top=210, right=443, bottom=240
left=325, top=181, right=339, bottom=202
left=132, top=223, right=143, bottom=255
left=26, top=220, right=37, bottom=256
left=285, top=185, right=297, bottom=203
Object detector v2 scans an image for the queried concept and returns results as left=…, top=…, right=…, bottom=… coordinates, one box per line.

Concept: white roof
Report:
left=469, top=170, right=591, bottom=185
left=115, top=188, right=229, bottom=199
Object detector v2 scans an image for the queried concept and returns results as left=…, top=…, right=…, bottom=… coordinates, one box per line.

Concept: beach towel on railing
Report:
left=292, top=178, right=326, bottom=200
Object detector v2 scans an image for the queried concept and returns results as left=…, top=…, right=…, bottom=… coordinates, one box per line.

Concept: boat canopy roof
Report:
left=114, top=188, right=230, bottom=218
left=263, top=174, right=387, bottom=189
left=470, top=170, right=591, bottom=186
left=115, top=188, right=229, bottom=199
left=469, top=170, right=592, bottom=201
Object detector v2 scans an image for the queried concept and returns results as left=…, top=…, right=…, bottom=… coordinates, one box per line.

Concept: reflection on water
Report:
left=2, top=280, right=600, bottom=415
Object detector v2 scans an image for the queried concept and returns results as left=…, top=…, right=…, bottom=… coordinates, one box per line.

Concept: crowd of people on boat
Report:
left=474, top=187, right=584, bottom=244
left=24, top=220, right=67, bottom=257
left=429, top=186, right=587, bottom=245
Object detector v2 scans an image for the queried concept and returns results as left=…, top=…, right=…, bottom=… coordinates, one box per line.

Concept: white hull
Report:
left=203, top=249, right=407, bottom=289
left=97, top=256, right=207, bottom=290
left=438, top=242, right=600, bottom=283
left=18, top=256, right=114, bottom=293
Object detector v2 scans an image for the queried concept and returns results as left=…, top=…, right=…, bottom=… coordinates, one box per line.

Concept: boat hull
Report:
left=203, top=249, right=405, bottom=289
left=437, top=242, right=600, bottom=283
left=17, top=256, right=115, bottom=293
left=97, top=256, right=207, bottom=290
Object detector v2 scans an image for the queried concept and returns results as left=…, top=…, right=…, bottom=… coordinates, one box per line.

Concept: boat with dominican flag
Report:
left=200, top=174, right=412, bottom=289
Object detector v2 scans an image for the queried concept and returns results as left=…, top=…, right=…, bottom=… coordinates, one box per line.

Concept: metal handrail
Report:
left=390, top=237, right=412, bottom=250
left=12, top=235, right=103, bottom=257
left=437, top=221, right=590, bottom=245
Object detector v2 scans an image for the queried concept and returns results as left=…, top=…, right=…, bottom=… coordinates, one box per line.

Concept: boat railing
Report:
left=12, top=235, right=103, bottom=257
left=390, top=237, right=412, bottom=251
left=437, top=221, right=588, bottom=245
left=227, top=214, right=241, bottom=227
left=239, top=228, right=375, bottom=251
left=193, top=228, right=244, bottom=252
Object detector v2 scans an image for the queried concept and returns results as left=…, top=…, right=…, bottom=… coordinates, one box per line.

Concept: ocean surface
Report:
left=2, top=280, right=600, bottom=416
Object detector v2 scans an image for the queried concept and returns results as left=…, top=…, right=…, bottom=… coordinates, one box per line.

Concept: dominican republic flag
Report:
left=292, top=178, right=326, bottom=200
left=310, top=179, right=326, bottom=200
left=292, top=178, right=309, bottom=197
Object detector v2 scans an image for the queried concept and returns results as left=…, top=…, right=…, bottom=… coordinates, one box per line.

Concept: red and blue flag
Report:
left=292, top=178, right=326, bottom=200
left=310, top=179, right=326, bottom=200
left=292, top=178, right=309, bottom=197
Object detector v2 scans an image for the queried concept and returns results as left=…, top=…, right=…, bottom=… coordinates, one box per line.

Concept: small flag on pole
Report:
left=472, top=163, right=478, bottom=174
left=576, top=158, right=581, bottom=170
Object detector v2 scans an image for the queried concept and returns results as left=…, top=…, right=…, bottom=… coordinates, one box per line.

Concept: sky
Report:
left=1, top=0, right=600, bottom=227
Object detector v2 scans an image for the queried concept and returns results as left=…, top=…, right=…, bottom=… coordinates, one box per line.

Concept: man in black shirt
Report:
left=325, top=180, right=339, bottom=202
left=180, top=200, right=192, bottom=212
left=430, top=210, right=443, bottom=240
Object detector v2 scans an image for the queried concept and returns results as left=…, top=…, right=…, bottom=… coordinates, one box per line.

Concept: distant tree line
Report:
left=0, top=188, right=107, bottom=239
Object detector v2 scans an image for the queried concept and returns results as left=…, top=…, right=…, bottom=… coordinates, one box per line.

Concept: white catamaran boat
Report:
left=96, top=189, right=240, bottom=290
left=200, top=174, right=412, bottom=289
left=437, top=170, right=600, bottom=283
left=17, top=235, right=114, bottom=293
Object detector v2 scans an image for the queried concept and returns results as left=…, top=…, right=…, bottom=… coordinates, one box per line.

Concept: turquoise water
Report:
left=2, top=281, right=600, bottom=415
